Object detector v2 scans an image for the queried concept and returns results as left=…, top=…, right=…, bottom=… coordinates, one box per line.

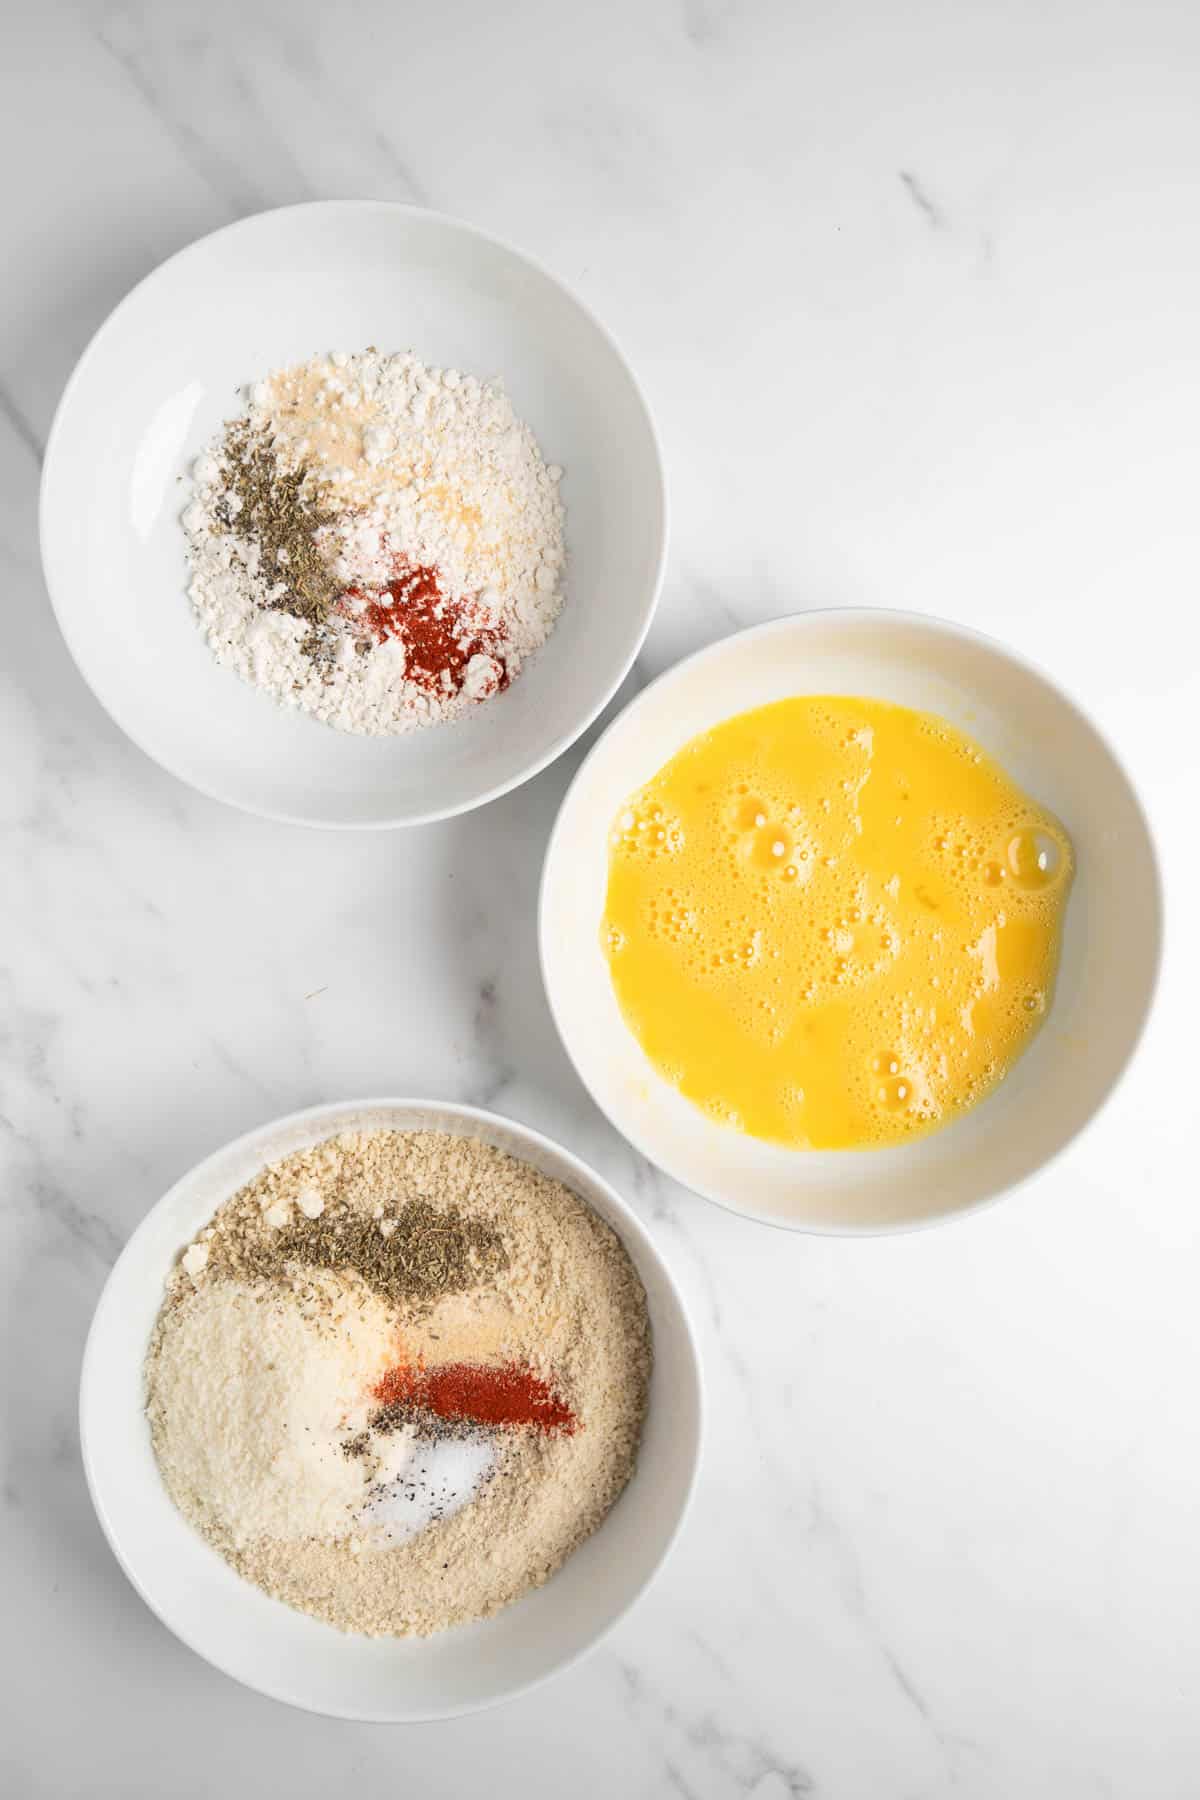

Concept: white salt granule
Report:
left=364, top=1434, right=497, bottom=1546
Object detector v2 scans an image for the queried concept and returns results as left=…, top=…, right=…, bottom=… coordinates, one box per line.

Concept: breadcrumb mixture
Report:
left=145, top=1130, right=650, bottom=1636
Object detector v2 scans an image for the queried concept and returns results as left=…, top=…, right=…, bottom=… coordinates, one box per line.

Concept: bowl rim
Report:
left=78, top=1095, right=704, bottom=1721
left=39, top=200, right=669, bottom=831
left=538, top=604, right=1165, bottom=1237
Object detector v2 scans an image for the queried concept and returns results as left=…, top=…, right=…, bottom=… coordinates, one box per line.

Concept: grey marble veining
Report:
left=2, top=1, right=1199, bottom=1795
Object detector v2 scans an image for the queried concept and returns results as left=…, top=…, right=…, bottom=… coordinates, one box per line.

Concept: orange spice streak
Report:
left=374, top=1360, right=577, bottom=1434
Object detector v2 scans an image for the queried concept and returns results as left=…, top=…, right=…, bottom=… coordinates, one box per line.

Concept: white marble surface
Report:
left=2, top=1, right=1198, bottom=1794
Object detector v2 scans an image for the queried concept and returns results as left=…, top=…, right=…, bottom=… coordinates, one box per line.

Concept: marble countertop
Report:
left=3, top=3, right=1198, bottom=1795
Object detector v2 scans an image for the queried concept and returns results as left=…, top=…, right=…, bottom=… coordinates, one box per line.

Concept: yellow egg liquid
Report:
left=602, top=696, right=1073, bottom=1149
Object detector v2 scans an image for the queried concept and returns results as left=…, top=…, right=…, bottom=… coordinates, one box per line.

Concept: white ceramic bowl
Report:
left=80, top=1099, right=701, bottom=1720
left=540, top=610, right=1162, bottom=1232
left=41, top=203, right=666, bottom=827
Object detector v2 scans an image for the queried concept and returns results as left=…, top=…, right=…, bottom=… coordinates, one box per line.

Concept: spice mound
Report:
left=182, top=349, right=566, bottom=735
left=145, top=1130, right=650, bottom=1637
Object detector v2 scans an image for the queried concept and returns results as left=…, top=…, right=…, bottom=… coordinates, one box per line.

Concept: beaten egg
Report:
left=602, top=696, right=1073, bottom=1149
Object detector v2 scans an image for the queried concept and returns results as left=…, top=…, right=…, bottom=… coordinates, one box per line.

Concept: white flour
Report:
left=183, top=349, right=566, bottom=735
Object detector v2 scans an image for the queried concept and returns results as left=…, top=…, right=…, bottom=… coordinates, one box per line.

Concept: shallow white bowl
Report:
left=540, top=610, right=1162, bottom=1232
left=80, top=1099, right=701, bottom=1720
left=41, top=204, right=666, bottom=827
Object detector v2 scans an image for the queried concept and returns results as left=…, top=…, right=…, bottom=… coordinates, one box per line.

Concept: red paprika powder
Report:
left=374, top=1360, right=577, bottom=1435
left=350, top=560, right=510, bottom=697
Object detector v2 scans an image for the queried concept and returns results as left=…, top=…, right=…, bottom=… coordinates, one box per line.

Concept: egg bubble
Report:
left=735, top=795, right=767, bottom=830
left=750, top=824, right=793, bottom=870
left=1008, top=828, right=1062, bottom=889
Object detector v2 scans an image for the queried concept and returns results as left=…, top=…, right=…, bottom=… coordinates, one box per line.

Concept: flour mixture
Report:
left=182, top=351, right=566, bottom=734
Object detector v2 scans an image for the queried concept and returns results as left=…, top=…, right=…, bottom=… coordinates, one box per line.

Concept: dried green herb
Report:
left=216, top=421, right=342, bottom=650
left=229, top=1197, right=507, bottom=1309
